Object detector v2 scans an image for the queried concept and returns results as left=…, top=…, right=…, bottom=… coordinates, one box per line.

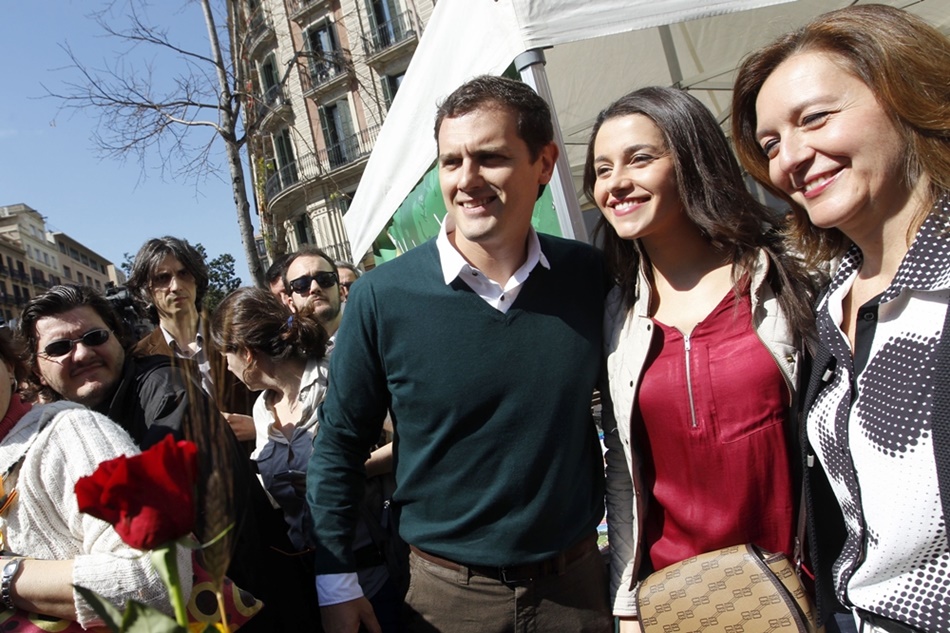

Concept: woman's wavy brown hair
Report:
left=732, top=4, right=950, bottom=265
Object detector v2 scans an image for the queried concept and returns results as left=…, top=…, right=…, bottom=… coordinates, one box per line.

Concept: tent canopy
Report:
left=344, top=0, right=950, bottom=261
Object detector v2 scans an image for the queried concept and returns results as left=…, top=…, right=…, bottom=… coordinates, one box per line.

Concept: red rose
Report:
left=75, top=434, right=198, bottom=550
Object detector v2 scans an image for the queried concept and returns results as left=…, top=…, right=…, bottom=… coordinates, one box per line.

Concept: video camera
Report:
left=104, top=285, right=152, bottom=346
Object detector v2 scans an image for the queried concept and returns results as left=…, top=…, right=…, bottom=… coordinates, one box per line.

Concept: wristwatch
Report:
left=1, top=557, right=21, bottom=610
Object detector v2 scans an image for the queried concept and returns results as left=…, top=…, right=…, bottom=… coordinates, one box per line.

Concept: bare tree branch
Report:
left=43, top=0, right=264, bottom=285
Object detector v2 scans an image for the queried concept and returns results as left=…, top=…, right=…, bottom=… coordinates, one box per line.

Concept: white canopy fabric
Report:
left=344, top=0, right=950, bottom=261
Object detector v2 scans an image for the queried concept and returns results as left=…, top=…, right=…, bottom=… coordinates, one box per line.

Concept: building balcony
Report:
left=246, top=12, right=276, bottom=59
left=300, top=49, right=351, bottom=99
left=264, top=124, right=380, bottom=208
left=363, top=10, right=418, bottom=66
left=256, top=84, right=292, bottom=130
left=287, top=0, right=331, bottom=23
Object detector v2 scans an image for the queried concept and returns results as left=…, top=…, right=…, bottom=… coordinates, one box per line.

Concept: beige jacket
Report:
left=601, top=249, right=801, bottom=617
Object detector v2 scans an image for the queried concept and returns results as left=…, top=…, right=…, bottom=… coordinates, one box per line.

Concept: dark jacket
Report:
left=131, top=324, right=257, bottom=417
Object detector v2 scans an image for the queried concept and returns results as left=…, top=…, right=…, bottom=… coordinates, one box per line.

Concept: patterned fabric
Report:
left=807, top=196, right=950, bottom=631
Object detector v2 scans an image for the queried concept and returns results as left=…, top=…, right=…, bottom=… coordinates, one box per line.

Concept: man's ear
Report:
left=537, top=141, right=559, bottom=186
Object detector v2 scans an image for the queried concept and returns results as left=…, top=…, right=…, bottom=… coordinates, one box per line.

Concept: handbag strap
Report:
left=793, top=474, right=807, bottom=575
left=792, top=343, right=820, bottom=577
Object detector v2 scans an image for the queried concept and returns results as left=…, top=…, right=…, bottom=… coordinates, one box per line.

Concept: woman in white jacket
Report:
left=0, top=327, right=189, bottom=628
left=585, top=87, right=818, bottom=631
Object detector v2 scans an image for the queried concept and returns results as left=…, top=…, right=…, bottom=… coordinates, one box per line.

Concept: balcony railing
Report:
left=300, top=49, right=351, bottom=95
left=264, top=124, right=380, bottom=202
left=287, top=0, right=329, bottom=21
left=256, top=84, right=287, bottom=123
left=246, top=11, right=275, bottom=56
left=265, top=161, right=300, bottom=201
left=321, top=124, right=380, bottom=169
left=363, top=10, right=416, bottom=57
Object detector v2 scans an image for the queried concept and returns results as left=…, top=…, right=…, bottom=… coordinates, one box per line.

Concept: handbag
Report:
left=635, top=543, right=820, bottom=633
left=635, top=476, right=821, bottom=633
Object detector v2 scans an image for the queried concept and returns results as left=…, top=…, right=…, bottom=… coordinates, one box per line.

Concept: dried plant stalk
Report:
left=173, top=353, right=235, bottom=591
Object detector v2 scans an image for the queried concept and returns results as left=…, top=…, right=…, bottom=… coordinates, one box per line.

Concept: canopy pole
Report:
left=658, top=24, right=684, bottom=88
left=514, top=49, right=589, bottom=243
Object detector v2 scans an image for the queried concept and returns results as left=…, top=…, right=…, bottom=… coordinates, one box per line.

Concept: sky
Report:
left=0, top=1, right=257, bottom=282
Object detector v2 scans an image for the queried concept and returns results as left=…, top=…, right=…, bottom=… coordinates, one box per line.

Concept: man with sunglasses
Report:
left=18, top=284, right=322, bottom=632
left=308, top=76, right=611, bottom=633
left=20, top=288, right=129, bottom=416
left=283, top=246, right=343, bottom=338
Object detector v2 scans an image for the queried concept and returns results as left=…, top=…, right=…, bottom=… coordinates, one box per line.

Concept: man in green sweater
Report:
left=307, top=75, right=611, bottom=633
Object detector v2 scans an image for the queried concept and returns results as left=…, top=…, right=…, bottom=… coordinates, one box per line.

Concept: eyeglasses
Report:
left=340, top=282, right=353, bottom=290
left=288, top=271, right=338, bottom=294
left=41, top=329, right=111, bottom=358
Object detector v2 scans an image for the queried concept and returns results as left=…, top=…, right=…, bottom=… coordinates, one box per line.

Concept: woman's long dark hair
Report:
left=583, top=86, right=819, bottom=339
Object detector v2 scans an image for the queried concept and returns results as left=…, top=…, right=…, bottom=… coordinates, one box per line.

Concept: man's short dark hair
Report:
left=434, top=75, right=554, bottom=161
left=282, top=246, right=337, bottom=290
left=127, top=237, right=209, bottom=323
left=334, top=261, right=361, bottom=279
left=18, top=284, right=126, bottom=402
left=265, top=253, right=293, bottom=287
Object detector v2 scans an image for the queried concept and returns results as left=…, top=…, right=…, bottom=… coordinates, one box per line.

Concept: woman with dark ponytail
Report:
left=211, top=287, right=399, bottom=631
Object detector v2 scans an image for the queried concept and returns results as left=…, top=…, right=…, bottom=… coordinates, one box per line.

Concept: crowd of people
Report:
left=0, top=4, right=945, bottom=633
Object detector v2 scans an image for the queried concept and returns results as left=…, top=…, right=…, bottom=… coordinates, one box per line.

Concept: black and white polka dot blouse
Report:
left=808, top=195, right=950, bottom=631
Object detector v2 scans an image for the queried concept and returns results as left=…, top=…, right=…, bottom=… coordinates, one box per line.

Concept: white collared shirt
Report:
left=435, top=215, right=550, bottom=313
left=160, top=322, right=214, bottom=400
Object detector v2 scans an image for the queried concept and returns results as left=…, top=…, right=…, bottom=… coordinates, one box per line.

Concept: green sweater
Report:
left=308, top=235, right=607, bottom=571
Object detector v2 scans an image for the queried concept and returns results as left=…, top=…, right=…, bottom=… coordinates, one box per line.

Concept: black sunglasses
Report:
left=289, top=271, right=338, bottom=294
left=41, top=329, right=111, bottom=358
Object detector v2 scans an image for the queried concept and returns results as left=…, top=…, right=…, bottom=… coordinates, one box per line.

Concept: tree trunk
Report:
left=202, top=0, right=264, bottom=287
left=225, top=142, right=263, bottom=287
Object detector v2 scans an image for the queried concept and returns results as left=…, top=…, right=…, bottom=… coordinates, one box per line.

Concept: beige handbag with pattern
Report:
left=635, top=544, right=821, bottom=633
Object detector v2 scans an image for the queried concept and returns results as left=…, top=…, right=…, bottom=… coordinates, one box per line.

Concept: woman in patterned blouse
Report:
left=733, top=5, right=950, bottom=632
